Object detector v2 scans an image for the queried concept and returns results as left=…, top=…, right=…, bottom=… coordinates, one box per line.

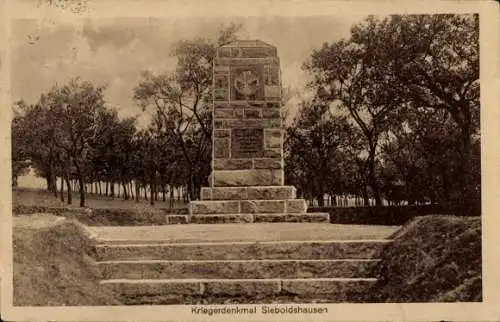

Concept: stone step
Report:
left=189, top=199, right=307, bottom=215
left=98, top=259, right=379, bottom=280
left=166, top=213, right=329, bottom=224
left=201, top=186, right=296, bottom=200
left=100, top=278, right=377, bottom=303
left=94, top=240, right=390, bottom=261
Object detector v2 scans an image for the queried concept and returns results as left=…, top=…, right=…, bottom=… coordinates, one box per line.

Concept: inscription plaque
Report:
left=232, top=128, right=264, bottom=158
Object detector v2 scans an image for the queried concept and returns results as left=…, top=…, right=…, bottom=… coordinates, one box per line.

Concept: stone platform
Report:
left=91, top=223, right=398, bottom=304
left=186, top=186, right=327, bottom=224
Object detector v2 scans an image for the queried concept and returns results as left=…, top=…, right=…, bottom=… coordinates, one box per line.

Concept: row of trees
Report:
left=286, top=14, right=480, bottom=214
left=11, top=76, right=211, bottom=207
left=12, top=15, right=480, bottom=214
left=12, top=24, right=243, bottom=206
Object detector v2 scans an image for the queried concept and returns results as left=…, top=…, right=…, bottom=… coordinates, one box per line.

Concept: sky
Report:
left=11, top=15, right=365, bottom=125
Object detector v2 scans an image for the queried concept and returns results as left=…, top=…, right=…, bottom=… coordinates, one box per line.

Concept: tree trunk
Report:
left=74, top=162, right=85, bottom=207
left=187, top=171, right=195, bottom=202
left=60, top=176, right=65, bottom=202
left=52, top=175, right=58, bottom=196
left=135, top=181, right=140, bottom=202
left=316, top=194, right=324, bottom=207
left=162, top=185, right=166, bottom=202
left=458, top=124, right=475, bottom=215
left=122, top=182, right=129, bottom=200
left=47, top=160, right=57, bottom=196
left=129, top=182, right=134, bottom=200
left=65, top=174, right=72, bottom=205
left=367, top=146, right=382, bottom=207
left=46, top=176, right=53, bottom=192
left=79, top=178, right=85, bottom=207
left=149, top=180, right=155, bottom=206
left=169, top=187, right=174, bottom=209
left=362, top=184, right=369, bottom=207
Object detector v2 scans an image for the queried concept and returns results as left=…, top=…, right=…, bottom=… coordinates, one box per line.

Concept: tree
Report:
left=11, top=107, right=32, bottom=187
left=133, top=25, right=240, bottom=200
left=305, top=40, right=401, bottom=206
left=350, top=14, right=480, bottom=213
left=380, top=106, right=480, bottom=210
left=45, top=78, right=108, bottom=207
left=285, top=99, right=363, bottom=206
left=305, top=14, right=479, bottom=213
left=90, top=108, right=137, bottom=200
left=11, top=99, right=62, bottom=193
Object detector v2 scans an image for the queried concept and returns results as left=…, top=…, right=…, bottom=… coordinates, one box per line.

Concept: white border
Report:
left=2, top=1, right=499, bottom=321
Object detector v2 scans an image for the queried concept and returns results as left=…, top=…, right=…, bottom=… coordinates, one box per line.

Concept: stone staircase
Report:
left=92, top=224, right=394, bottom=304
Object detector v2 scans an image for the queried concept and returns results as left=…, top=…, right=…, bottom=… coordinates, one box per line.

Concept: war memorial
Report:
left=183, top=40, right=329, bottom=224
left=92, top=41, right=393, bottom=304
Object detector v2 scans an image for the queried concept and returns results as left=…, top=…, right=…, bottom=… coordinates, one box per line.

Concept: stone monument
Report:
left=187, top=40, right=328, bottom=223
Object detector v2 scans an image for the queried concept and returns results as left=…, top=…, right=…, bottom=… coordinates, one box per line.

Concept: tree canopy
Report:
left=303, top=14, right=479, bottom=212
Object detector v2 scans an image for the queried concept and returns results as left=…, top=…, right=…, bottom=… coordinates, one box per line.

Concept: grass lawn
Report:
left=13, top=187, right=189, bottom=211
left=13, top=188, right=189, bottom=225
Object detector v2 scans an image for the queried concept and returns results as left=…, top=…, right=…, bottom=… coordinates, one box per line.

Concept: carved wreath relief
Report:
left=234, top=70, right=260, bottom=98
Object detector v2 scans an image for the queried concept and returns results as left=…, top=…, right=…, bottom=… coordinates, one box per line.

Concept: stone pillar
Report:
left=187, top=40, right=328, bottom=223
left=211, top=40, right=283, bottom=187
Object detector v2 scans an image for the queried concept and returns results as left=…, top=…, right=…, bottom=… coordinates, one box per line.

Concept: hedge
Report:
left=308, top=204, right=479, bottom=226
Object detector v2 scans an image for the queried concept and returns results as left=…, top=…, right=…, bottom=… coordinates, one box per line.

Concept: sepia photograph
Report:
left=2, top=0, right=499, bottom=321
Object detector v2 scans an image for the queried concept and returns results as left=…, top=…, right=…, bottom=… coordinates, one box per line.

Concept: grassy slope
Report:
left=13, top=187, right=188, bottom=211
left=13, top=214, right=121, bottom=306
left=13, top=188, right=188, bottom=226
left=369, top=215, right=482, bottom=302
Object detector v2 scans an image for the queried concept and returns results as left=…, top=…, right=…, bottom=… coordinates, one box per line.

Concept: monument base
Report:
left=185, top=185, right=328, bottom=224
left=190, top=198, right=307, bottom=214
left=166, top=213, right=330, bottom=225
left=201, top=186, right=296, bottom=200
